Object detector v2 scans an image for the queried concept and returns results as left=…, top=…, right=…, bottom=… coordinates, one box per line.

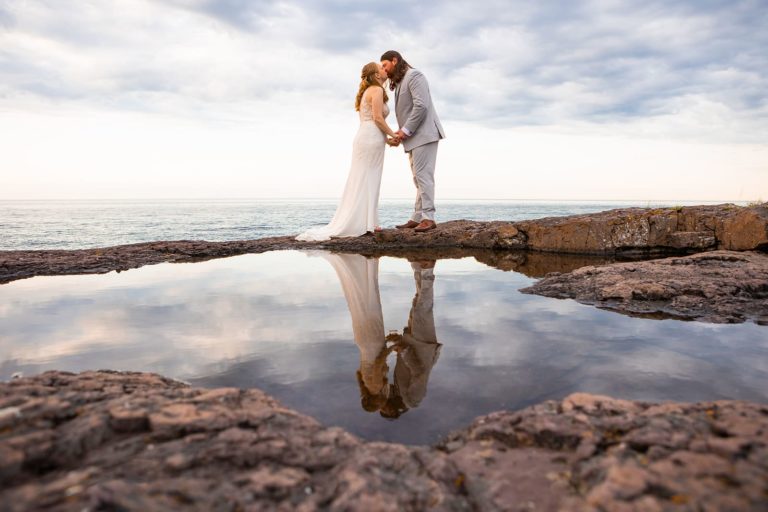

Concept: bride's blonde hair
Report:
left=355, top=62, right=388, bottom=111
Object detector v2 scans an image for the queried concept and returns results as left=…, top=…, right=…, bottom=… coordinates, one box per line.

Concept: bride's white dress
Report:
left=296, top=97, right=388, bottom=241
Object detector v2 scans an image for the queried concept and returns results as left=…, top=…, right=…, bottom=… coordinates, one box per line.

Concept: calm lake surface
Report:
left=1, top=251, right=766, bottom=445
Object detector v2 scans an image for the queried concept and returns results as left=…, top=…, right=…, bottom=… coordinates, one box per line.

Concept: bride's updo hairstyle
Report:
left=354, top=62, right=388, bottom=111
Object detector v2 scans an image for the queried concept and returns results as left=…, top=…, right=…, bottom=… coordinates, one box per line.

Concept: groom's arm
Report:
left=402, top=70, right=430, bottom=136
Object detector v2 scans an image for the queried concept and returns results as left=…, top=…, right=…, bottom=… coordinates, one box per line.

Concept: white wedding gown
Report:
left=296, top=98, right=388, bottom=241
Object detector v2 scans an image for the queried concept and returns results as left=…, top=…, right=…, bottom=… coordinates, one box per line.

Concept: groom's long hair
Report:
left=380, top=50, right=412, bottom=91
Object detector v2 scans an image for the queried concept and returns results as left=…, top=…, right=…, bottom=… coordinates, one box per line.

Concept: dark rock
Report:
left=522, top=250, right=768, bottom=324
left=1, top=372, right=767, bottom=511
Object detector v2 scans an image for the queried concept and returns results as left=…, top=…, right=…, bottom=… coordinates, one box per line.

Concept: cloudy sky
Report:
left=1, top=0, right=766, bottom=201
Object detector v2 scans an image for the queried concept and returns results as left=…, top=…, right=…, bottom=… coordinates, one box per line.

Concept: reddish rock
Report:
left=372, top=204, right=767, bottom=256
left=1, top=371, right=767, bottom=511
left=718, top=206, right=768, bottom=251
left=513, top=203, right=767, bottom=255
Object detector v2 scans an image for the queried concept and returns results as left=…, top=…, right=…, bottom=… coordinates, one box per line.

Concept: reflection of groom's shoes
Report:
left=414, top=220, right=437, bottom=232
left=396, top=220, right=420, bottom=229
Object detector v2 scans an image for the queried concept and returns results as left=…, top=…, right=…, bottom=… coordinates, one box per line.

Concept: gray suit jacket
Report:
left=394, top=68, right=445, bottom=152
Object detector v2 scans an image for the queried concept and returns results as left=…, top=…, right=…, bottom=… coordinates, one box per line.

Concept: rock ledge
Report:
left=1, top=371, right=766, bottom=511
left=1, top=203, right=766, bottom=285
left=522, top=250, right=768, bottom=324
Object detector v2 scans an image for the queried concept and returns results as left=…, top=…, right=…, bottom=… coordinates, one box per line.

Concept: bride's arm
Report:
left=368, top=87, right=396, bottom=138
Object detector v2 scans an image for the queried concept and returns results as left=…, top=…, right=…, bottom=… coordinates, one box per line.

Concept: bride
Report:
left=296, top=62, right=398, bottom=241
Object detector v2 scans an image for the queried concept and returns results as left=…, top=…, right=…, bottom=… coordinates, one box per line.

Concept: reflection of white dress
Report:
left=316, top=252, right=386, bottom=393
left=296, top=99, right=388, bottom=241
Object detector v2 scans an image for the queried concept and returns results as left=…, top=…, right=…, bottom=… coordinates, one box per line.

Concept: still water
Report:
left=1, top=251, right=765, bottom=445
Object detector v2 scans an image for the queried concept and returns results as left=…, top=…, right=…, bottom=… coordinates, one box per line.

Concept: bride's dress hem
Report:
left=295, top=230, right=367, bottom=242
left=295, top=99, right=388, bottom=243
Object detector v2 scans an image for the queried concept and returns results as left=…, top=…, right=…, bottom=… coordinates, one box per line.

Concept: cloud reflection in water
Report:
left=0, top=250, right=765, bottom=445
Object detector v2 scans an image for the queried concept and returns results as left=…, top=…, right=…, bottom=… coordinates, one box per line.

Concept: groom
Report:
left=381, top=50, right=445, bottom=233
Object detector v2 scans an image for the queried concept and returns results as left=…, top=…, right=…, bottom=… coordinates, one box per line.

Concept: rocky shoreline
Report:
left=1, top=371, right=766, bottom=511
left=1, top=203, right=766, bottom=285
left=1, top=203, right=765, bottom=325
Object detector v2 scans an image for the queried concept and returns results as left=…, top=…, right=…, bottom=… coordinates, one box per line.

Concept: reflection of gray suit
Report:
left=394, top=262, right=441, bottom=409
left=395, top=68, right=445, bottom=222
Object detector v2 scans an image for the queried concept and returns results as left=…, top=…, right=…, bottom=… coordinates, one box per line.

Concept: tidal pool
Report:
left=1, top=250, right=766, bottom=445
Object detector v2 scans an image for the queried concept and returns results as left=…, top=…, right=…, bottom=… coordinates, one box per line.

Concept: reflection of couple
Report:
left=296, top=50, right=445, bottom=242
left=318, top=252, right=441, bottom=418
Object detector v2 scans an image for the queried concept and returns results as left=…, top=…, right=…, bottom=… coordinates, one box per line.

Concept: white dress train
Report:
left=296, top=100, right=388, bottom=241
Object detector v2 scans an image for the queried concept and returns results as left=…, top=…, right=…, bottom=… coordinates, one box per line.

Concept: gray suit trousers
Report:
left=408, top=141, right=439, bottom=222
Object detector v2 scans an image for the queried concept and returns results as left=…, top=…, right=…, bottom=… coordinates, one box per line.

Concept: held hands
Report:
left=387, top=129, right=410, bottom=147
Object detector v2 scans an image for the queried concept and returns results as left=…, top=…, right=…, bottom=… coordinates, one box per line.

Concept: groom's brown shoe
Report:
left=396, top=220, right=420, bottom=229
left=414, top=220, right=437, bottom=232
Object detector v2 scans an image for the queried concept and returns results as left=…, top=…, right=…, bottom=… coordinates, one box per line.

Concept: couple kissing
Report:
left=296, top=50, right=445, bottom=242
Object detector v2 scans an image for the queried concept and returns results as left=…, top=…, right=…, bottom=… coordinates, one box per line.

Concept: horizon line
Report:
left=0, top=197, right=751, bottom=203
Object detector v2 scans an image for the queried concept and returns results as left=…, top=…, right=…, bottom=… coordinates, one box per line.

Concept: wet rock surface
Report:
left=1, top=371, right=767, bottom=511
left=1, top=203, right=766, bottom=285
left=522, top=250, right=768, bottom=324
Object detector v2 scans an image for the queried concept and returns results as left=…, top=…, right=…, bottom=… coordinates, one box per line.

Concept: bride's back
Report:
left=359, top=90, right=389, bottom=123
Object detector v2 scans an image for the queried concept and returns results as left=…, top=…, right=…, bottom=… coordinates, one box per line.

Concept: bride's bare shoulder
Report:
left=365, top=86, right=384, bottom=101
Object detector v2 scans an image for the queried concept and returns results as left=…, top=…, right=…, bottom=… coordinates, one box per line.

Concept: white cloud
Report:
left=0, top=0, right=766, bottom=200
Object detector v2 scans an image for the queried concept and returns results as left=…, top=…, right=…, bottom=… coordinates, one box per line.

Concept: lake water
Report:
left=0, top=199, right=738, bottom=250
left=1, top=250, right=765, bottom=445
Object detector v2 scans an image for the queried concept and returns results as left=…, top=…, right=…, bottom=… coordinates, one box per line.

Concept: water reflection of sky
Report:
left=1, top=250, right=765, bottom=445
